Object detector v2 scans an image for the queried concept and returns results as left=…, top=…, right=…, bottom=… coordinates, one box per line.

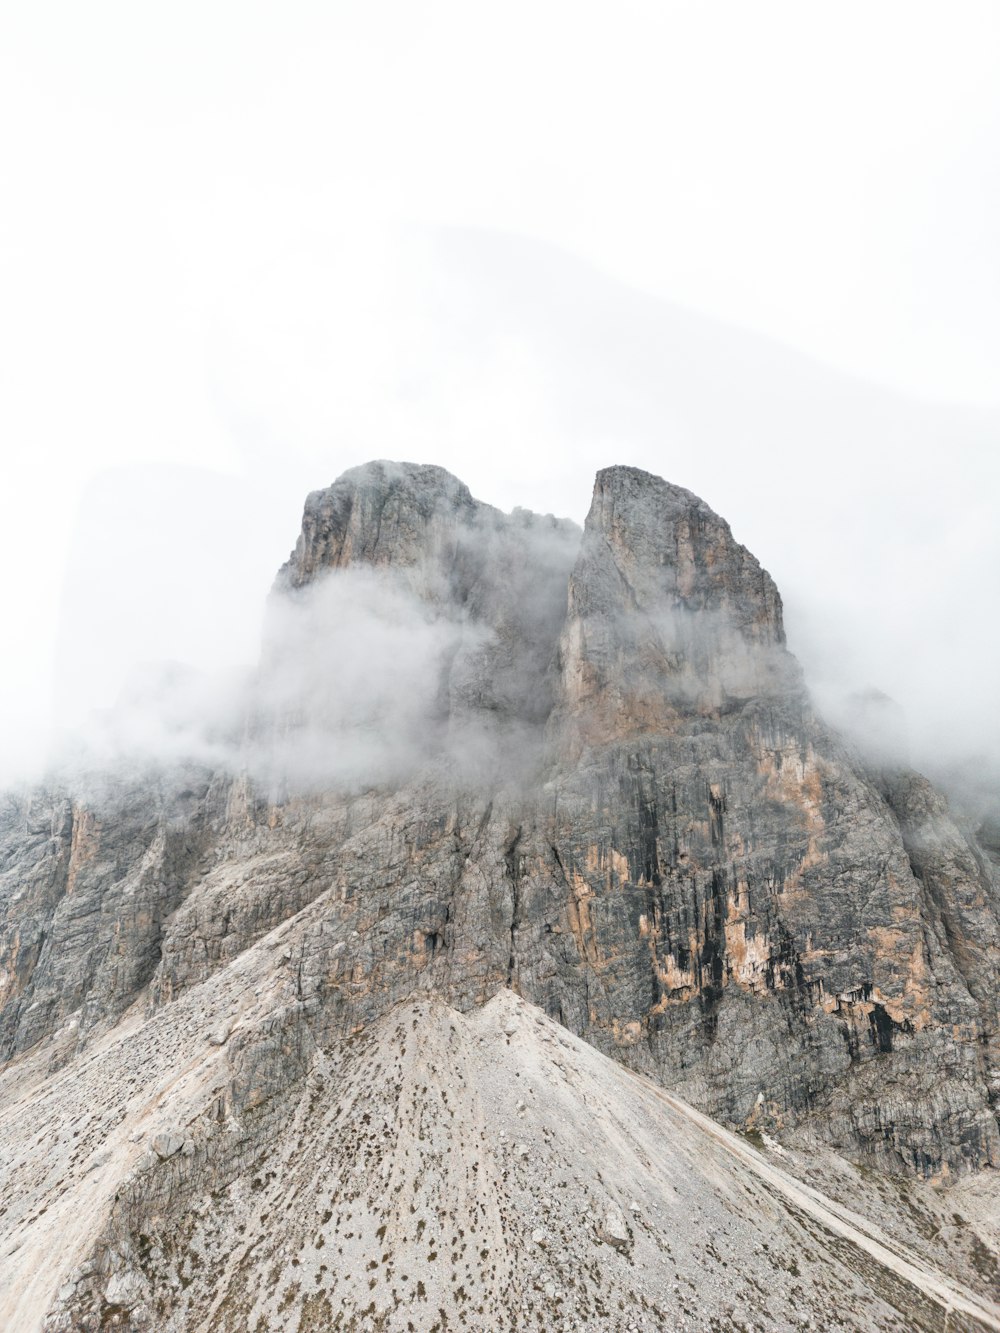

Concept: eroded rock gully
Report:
left=2, top=460, right=999, bottom=1330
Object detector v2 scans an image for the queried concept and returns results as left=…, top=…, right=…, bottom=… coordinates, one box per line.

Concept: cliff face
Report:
left=539, top=467, right=1000, bottom=1173
left=553, top=465, right=790, bottom=753
left=2, top=461, right=1000, bottom=1329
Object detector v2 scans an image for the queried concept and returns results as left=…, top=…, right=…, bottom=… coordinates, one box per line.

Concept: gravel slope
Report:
left=2, top=978, right=998, bottom=1331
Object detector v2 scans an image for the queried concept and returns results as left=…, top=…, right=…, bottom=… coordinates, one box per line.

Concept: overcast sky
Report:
left=1, top=1, right=998, bottom=795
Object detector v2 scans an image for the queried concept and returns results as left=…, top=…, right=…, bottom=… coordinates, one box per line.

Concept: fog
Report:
left=2, top=6, right=998, bottom=815
left=260, top=566, right=486, bottom=791
left=21, top=227, right=994, bottom=817
left=54, top=481, right=585, bottom=797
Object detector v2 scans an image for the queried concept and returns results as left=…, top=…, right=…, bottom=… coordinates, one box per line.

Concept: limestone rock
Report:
left=2, top=460, right=1000, bottom=1329
left=151, top=1131, right=185, bottom=1161
left=600, top=1209, right=630, bottom=1250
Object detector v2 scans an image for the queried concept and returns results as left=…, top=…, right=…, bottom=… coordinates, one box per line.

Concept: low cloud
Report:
left=258, top=566, right=485, bottom=790
left=6, top=232, right=997, bottom=822
left=53, top=501, right=583, bottom=799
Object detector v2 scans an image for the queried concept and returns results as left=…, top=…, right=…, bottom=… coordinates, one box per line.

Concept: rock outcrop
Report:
left=540, top=466, right=1000, bottom=1176
left=2, top=459, right=1000, bottom=1329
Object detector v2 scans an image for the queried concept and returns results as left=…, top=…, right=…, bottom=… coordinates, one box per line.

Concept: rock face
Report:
left=2, top=459, right=1000, bottom=1329
left=541, top=467, right=1000, bottom=1175
left=0, top=770, right=221, bottom=1058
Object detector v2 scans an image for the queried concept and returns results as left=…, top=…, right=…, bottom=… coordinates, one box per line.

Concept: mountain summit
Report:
left=1, top=463, right=999, bottom=1330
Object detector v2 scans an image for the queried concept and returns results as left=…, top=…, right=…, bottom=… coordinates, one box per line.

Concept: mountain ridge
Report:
left=1, top=460, right=998, bottom=1328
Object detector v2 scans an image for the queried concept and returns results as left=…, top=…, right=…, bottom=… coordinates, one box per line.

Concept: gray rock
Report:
left=4, top=463, right=999, bottom=1184
left=600, top=1209, right=630, bottom=1249
left=151, top=1132, right=185, bottom=1161
left=3, top=459, right=1000, bottom=1329
left=104, top=1269, right=145, bottom=1308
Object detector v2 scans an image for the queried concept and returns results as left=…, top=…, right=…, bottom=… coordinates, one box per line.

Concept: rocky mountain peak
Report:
left=2, top=461, right=1000, bottom=1330
left=583, top=464, right=785, bottom=642
left=553, top=464, right=796, bottom=751
left=277, top=459, right=480, bottom=590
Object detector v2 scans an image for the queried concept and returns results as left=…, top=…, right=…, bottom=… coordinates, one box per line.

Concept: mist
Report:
left=259, top=565, right=483, bottom=791
left=4, top=3, right=999, bottom=811
left=4, top=1, right=999, bottom=815
left=4, top=228, right=998, bottom=819
left=47, top=484, right=584, bottom=799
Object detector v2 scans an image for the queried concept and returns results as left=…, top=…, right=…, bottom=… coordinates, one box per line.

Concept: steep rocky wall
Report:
left=533, top=466, right=1000, bottom=1174
left=1, top=460, right=998, bottom=1185
left=0, top=770, right=221, bottom=1061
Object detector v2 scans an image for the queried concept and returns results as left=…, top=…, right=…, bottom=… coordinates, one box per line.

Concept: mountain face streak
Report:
left=1, top=460, right=999, bottom=1330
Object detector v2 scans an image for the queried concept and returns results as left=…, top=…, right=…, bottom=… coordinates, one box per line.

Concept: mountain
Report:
left=1, top=461, right=999, bottom=1330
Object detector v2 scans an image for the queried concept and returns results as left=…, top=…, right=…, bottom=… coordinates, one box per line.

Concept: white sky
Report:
left=1, top=1, right=998, bottom=790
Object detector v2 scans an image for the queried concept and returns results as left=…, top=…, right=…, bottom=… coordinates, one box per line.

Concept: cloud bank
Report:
left=7, top=230, right=997, bottom=821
